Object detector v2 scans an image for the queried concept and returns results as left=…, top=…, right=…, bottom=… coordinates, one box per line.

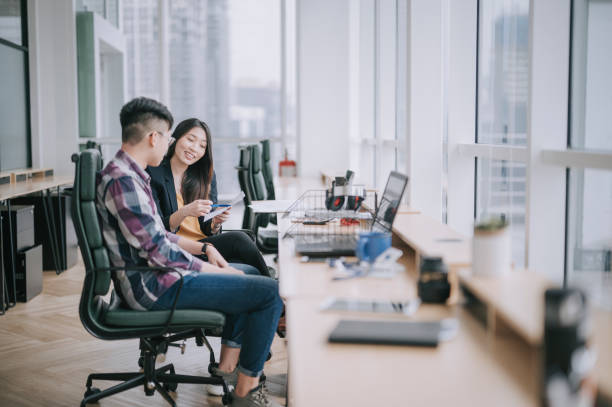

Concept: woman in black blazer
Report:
left=147, top=118, right=269, bottom=276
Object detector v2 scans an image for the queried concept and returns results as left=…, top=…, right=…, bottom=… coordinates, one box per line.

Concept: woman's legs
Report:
left=202, top=231, right=269, bottom=276
left=152, top=273, right=283, bottom=381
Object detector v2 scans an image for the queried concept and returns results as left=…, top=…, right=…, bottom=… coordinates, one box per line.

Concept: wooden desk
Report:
left=276, top=176, right=610, bottom=405
left=392, top=212, right=471, bottom=270
left=459, top=269, right=553, bottom=346
left=286, top=298, right=537, bottom=407
left=0, top=175, right=73, bottom=315
left=279, top=240, right=539, bottom=406
left=0, top=175, right=73, bottom=201
left=276, top=178, right=539, bottom=406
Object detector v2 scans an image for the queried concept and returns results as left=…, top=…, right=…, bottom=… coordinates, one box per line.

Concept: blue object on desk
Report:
left=356, top=232, right=391, bottom=263
left=211, top=204, right=231, bottom=208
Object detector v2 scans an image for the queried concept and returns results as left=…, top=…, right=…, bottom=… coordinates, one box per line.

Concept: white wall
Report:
left=447, top=0, right=477, bottom=236
left=525, top=0, right=571, bottom=282
left=296, top=0, right=351, bottom=177
left=28, top=0, right=80, bottom=176
left=406, top=0, right=444, bottom=219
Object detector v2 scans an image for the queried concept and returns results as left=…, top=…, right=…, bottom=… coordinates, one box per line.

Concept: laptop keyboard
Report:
left=295, top=234, right=358, bottom=251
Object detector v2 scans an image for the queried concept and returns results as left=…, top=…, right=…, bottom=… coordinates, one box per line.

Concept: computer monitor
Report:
left=372, top=171, right=408, bottom=233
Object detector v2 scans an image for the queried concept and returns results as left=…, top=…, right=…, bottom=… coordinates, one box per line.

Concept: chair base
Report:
left=81, top=363, right=230, bottom=407
left=81, top=333, right=231, bottom=407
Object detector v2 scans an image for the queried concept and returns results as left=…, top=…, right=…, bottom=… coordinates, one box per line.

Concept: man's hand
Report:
left=223, top=266, right=245, bottom=275
left=205, top=244, right=229, bottom=268
left=182, top=199, right=212, bottom=218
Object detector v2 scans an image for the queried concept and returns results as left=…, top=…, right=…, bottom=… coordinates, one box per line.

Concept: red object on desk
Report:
left=279, top=149, right=296, bottom=177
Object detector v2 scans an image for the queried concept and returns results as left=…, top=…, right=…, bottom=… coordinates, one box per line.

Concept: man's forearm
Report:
left=177, top=236, right=204, bottom=255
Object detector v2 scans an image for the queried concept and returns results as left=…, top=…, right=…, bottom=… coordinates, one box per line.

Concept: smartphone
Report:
left=211, top=204, right=231, bottom=208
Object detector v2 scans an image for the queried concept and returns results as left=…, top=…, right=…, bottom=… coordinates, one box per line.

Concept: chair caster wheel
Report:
left=163, top=382, right=178, bottom=392
left=84, top=387, right=101, bottom=398
left=138, top=356, right=144, bottom=368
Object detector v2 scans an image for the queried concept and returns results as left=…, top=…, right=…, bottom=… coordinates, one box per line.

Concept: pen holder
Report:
left=417, top=257, right=450, bottom=304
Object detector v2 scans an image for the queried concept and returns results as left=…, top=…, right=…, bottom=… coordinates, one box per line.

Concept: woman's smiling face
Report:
left=174, top=126, right=207, bottom=166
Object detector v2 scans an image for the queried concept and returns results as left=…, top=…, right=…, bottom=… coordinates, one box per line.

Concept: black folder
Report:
left=328, top=319, right=442, bottom=347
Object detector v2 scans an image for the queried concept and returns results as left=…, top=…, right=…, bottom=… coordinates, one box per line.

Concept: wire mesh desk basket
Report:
left=282, top=188, right=376, bottom=240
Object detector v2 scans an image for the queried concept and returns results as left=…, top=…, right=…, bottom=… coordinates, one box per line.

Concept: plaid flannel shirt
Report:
left=96, top=150, right=203, bottom=310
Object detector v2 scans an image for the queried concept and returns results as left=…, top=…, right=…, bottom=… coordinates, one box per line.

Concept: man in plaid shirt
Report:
left=96, top=97, right=282, bottom=406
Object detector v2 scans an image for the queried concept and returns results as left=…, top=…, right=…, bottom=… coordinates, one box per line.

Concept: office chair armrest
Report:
left=93, top=266, right=184, bottom=336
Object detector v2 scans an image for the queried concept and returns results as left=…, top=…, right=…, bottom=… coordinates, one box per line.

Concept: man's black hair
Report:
left=119, top=97, right=174, bottom=144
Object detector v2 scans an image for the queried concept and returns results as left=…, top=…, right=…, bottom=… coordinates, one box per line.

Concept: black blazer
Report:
left=146, top=158, right=219, bottom=236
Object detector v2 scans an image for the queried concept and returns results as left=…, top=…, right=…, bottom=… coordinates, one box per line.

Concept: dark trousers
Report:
left=200, top=231, right=269, bottom=276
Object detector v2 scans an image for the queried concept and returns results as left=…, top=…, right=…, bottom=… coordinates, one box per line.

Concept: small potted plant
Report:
left=472, top=216, right=511, bottom=277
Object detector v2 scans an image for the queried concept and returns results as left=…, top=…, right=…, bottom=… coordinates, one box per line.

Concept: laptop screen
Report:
left=372, top=171, right=408, bottom=233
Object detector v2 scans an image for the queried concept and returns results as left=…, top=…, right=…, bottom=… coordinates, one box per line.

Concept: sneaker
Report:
left=230, top=383, right=281, bottom=407
left=207, top=365, right=238, bottom=396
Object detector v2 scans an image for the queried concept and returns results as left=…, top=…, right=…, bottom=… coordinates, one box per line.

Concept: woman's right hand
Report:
left=181, top=199, right=212, bottom=217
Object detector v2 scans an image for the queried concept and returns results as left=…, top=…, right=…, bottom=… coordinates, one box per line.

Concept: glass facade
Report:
left=475, top=0, right=529, bottom=267
left=476, top=0, right=529, bottom=146
left=122, top=0, right=293, bottom=195
left=0, top=0, right=29, bottom=171
left=567, top=0, right=612, bottom=306
left=476, top=158, right=526, bottom=267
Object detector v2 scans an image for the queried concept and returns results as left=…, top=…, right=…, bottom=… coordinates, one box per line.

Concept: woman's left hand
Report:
left=213, top=208, right=231, bottom=226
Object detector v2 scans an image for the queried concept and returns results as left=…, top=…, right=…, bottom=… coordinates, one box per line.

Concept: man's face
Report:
left=149, top=123, right=172, bottom=167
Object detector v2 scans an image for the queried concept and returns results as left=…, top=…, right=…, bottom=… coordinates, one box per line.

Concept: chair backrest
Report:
left=249, top=144, right=268, bottom=201
left=260, top=140, right=275, bottom=200
left=236, top=146, right=255, bottom=230
left=71, top=149, right=114, bottom=338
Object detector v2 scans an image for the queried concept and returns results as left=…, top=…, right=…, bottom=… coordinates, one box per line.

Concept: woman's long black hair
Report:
left=166, top=118, right=214, bottom=204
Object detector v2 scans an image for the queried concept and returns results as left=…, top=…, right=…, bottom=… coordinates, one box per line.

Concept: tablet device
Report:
left=328, top=319, right=443, bottom=347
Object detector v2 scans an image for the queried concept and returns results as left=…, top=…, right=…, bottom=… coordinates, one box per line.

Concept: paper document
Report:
left=201, top=191, right=244, bottom=222
left=249, top=199, right=295, bottom=213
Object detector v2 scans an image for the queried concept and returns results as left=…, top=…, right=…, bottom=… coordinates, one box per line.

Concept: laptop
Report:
left=294, top=171, right=409, bottom=257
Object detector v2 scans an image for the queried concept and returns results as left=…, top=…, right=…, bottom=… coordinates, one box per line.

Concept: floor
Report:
left=0, top=261, right=288, bottom=407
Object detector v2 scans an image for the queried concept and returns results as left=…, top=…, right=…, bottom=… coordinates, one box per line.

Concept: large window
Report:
left=0, top=0, right=30, bottom=171
left=122, top=0, right=295, bottom=196
left=566, top=0, right=612, bottom=307
left=348, top=0, right=406, bottom=190
left=475, top=0, right=529, bottom=267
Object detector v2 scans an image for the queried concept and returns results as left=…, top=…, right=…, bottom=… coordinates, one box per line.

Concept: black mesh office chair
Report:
left=260, top=140, right=275, bottom=201
left=260, top=140, right=277, bottom=226
left=247, top=145, right=278, bottom=253
left=71, top=150, right=230, bottom=407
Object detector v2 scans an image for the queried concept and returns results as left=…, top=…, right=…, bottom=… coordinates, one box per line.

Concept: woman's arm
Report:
left=169, top=206, right=187, bottom=231
left=170, top=200, right=213, bottom=231
left=200, top=172, right=221, bottom=235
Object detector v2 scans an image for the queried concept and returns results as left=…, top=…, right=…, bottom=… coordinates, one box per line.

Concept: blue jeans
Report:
left=228, top=262, right=260, bottom=276
left=152, top=269, right=283, bottom=378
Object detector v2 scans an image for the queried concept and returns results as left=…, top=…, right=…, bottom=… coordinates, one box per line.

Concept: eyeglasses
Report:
left=153, top=131, right=175, bottom=146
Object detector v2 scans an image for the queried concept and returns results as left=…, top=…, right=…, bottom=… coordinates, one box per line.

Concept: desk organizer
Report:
left=282, top=189, right=376, bottom=239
